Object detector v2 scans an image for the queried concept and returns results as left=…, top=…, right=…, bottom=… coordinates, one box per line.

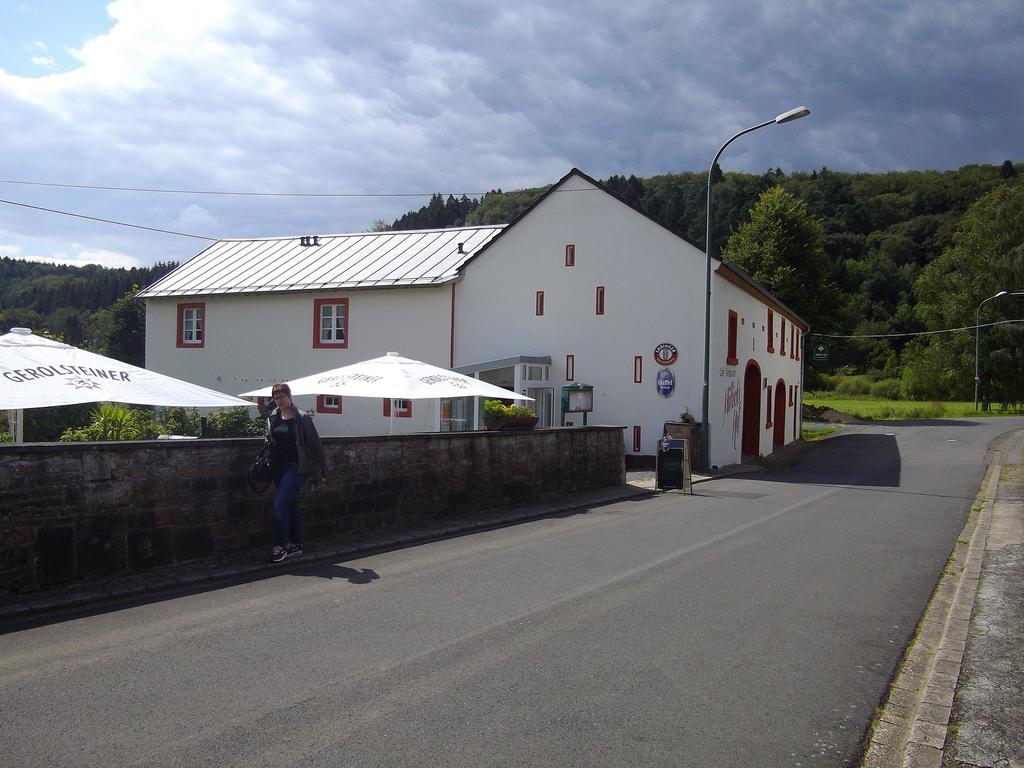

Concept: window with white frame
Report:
left=177, top=303, right=205, bottom=348
left=313, top=298, right=349, bottom=348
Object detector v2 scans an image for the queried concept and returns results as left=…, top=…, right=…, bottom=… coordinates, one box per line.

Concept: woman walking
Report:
left=267, top=382, right=327, bottom=563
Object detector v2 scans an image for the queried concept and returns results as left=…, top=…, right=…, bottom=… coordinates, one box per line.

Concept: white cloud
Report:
left=30, top=56, right=56, bottom=69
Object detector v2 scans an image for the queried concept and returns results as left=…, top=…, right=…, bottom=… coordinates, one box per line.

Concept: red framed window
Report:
left=767, top=309, right=775, bottom=352
left=632, top=426, right=642, bottom=453
left=727, top=310, right=739, bottom=365
left=795, top=330, right=801, bottom=361
left=313, top=298, right=349, bottom=349
left=176, top=302, right=205, bottom=348
left=790, top=325, right=796, bottom=359
left=317, top=395, right=343, bottom=414
left=383, top=399, right=412, bottom=418
left=633, top=355, right=643, bottom=384
left=595, top=286, right=605, bottom=315
left=780, top=318, right=786, bottom=356
left=765, top=386, right=773, bottom=428
left=536, top=291, right=545, bottom=316
left=565, top=244, right=576, bottom=267
left=565, top=354, right=575, bottom=381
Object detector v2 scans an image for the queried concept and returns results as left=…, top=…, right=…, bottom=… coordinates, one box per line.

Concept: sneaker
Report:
left=286, top=543, right=304, bottom=557
left=270, top=545, right=288, bottom=563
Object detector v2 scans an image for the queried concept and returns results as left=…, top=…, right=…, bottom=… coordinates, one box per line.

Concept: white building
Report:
left=139, top=169, right=807, bottom=468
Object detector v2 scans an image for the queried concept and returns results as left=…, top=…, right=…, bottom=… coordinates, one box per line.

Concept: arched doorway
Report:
left=741, top=361, right=761, bottom=457
left=773, top=379, right=787, bottom=447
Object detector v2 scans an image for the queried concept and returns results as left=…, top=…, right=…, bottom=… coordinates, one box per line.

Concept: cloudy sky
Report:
left=1, top=0, right=1021, bottom=270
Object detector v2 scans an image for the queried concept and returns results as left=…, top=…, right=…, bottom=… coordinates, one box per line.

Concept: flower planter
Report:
left=484, top=414, right=539, bottom=431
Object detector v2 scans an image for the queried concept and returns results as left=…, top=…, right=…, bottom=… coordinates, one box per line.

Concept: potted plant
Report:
left=483, top=399, right=539, bottom=430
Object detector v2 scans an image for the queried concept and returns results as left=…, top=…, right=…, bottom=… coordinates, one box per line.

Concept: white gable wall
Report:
left=453, top=173, right=708, bottom=455
left=145, top=286, right=452, bottom=436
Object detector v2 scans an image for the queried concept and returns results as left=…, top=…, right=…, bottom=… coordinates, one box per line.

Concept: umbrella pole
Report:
left=14, top=409, right=24, bottom=443
left=389, top=400, right=395, bottom=436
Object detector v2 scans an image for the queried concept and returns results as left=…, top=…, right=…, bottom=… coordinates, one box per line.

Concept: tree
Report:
left=720, top=186, right=838, bottom=331
left=906, top=178, right=1024, bottom=402
left=93, top=286, right=146, bottom=366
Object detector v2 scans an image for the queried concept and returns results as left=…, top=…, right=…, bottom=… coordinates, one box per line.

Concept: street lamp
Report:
left=700, top=106, right=810, bottom=469
left=974, top=289, right=1024, bottom=410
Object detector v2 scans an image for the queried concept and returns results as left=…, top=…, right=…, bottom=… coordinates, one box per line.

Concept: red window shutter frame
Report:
left=176, top=302, right=206, bottom=349
left=312, top=297, right=350, bottom=349
left=727, top=310, right=739, bottom=365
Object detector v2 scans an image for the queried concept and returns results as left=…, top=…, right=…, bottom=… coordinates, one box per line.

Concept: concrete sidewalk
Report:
left=861, top=429, right=1024, bottom=768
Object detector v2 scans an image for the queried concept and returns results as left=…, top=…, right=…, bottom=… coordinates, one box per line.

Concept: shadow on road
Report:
left=747, top=432, right=902, bottom=487
left=295, top=564, right=381, bottom=584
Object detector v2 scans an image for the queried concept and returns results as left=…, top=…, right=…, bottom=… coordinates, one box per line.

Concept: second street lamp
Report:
left=975, top=289, right=1024, bottom=410
left=700, top=106, right=810, bottom=470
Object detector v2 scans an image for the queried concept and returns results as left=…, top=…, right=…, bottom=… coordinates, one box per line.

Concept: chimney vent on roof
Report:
left=457, top=242, right=465, bottom=254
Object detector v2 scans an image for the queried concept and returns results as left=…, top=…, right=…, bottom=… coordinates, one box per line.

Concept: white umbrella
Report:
left=1, top=328, right=251, bottom=434
left=241, top=352, right=532, bottom=401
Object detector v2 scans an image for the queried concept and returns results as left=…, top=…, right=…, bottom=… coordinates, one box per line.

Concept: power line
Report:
left=814, top=319, right=1024, bottom=339
left=0, top=198, right=218, bottom=240
left=0, top=178, right=489, bottom=198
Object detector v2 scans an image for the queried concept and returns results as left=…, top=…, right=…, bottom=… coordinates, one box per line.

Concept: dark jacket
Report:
left=267, top=408, right=327, bottom=476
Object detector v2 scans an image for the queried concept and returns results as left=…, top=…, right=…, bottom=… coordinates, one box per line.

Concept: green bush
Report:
left=483, top=399, right=535, bottom=419
left=869, top=378, right=903, bottom=400
left=0, top=431, right=12, bottom=444
left=834, top=376, right=873, bottom=397
left=60, top=403, right=158, bottom=441
left=207, top=407, right=265, bottom=437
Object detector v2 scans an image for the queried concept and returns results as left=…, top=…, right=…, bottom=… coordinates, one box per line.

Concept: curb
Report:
left=860, top=435, right=1012, bottom=768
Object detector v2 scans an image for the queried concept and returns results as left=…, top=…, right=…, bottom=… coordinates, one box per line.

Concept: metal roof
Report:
left=138, top=225, right=507, bottom=298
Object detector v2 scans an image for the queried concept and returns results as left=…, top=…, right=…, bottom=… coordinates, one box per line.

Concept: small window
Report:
left=565, top=244, right=576, bottom=267
left=595, top=286, right=605, bottom=315
left=767, top=309, right=775, bottom=352
left=313, top=298, right=349, bottom=349
left=565, top=354, right=575, bottom=381
left=383, top=399, right=412, bottom=418
left=317, top=395, right=343, bottom=414
left=765, top=386, right=773, bottom=428
left=727, top=310, right=739, bottom=365
left=536, top=290, right=545, bottom=316
left=795, top=330, right=801, bottom=361
left=176, top=303, right=205, bottom=348
left=780, top=318, right=786, bottom=356
left=790, top=326, right=796, bottom=359
left=632, top=426, right=642, bottom=453
left=633, top=355, right=643, bottom=384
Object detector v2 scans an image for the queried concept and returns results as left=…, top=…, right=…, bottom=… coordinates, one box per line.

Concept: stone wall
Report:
left=0, top=427, right=624, bottom=593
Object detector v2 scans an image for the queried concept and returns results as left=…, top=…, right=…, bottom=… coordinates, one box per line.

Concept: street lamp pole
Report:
left=700, top=106, right=810, bottom=470
left=974, top=289, right=1024, bottom=410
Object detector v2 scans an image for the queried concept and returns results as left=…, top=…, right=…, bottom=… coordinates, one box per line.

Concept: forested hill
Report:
left=389, top=161, right=1018, bottom=335
left=0, top=258, right=177, bottom=346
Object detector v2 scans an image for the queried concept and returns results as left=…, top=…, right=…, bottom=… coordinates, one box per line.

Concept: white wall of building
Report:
left=708, top=272, right=805, bottom=468
left=145, top=286, right=453, bottom=436
left=453, top=173, right=708, bottom=456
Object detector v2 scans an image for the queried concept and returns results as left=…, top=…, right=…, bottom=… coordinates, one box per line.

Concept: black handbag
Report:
left=247, top=443, right=277, bottom=493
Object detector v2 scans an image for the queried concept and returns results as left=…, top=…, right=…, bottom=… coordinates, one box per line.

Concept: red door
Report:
left=742, top=362, right=761, bottom=456
left=773, top=380, right=787, bottom=447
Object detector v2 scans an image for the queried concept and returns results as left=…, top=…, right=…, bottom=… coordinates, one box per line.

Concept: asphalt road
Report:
left=2, top=418, right=1020, bottom=768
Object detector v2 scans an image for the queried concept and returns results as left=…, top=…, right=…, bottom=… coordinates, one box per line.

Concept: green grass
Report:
left=802, top=397, right=1024, bottom=420
left=801, top=425, right=841, bottom=441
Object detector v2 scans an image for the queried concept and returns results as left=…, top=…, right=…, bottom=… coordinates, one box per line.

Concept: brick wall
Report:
left=0, top=427, right=624, bottom=593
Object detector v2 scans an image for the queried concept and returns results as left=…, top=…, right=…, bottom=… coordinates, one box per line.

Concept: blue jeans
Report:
left=273, top=464, right=308, bottom=547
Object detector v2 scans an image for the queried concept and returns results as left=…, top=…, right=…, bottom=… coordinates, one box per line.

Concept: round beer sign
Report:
left=654, top=343, right=678, bottom=366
